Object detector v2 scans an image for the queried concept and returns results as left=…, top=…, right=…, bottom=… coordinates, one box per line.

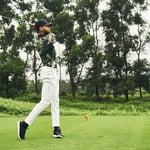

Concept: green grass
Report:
left=0, top=115, right=150, bottom=150
left=0, top=97, right=150, bottom=116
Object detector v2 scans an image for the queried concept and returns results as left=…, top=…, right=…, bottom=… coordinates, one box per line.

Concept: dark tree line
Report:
left=0, top=0, right=150, bottom=100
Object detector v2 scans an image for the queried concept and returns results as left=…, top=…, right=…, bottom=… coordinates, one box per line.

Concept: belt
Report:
left=46, top=64, right=57, bottom=68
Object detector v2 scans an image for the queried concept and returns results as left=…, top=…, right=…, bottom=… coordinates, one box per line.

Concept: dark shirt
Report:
left=36, top=33, right=57, bottom=67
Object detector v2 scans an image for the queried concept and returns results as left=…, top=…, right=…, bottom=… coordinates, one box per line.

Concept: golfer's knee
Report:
left=39, top=99, right=50, bottom=107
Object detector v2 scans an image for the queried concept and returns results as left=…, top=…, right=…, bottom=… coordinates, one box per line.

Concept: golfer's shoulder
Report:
left=48, top=33, right=56, bottom=43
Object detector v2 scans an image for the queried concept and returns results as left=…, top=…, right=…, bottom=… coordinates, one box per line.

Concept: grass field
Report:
left=0, top=115, right=150, bottom=150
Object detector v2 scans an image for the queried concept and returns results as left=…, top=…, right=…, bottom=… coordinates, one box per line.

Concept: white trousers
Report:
left=25, top=66, right=60, bottom=127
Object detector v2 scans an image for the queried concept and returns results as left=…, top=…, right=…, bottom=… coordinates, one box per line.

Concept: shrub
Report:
left=15, top=93, right=40, bottom=102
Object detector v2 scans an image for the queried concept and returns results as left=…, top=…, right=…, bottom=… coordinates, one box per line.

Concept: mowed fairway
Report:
left=0, top=115, right=150, bottom=150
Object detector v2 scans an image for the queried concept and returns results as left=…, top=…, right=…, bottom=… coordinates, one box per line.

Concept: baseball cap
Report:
left=35, top=19, right=52, bottom=32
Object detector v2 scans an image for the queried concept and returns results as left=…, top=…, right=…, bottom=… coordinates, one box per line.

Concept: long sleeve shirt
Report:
left=35, top=33, right=57, bottom=67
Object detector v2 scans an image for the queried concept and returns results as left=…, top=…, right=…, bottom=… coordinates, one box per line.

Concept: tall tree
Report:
left=132, top=0, right=150, bottom=97
left=74, top=0, right=103, bottom=100
left=101, top=0, right=135, bottom=101
left=0, top=0, right=26, bottom=97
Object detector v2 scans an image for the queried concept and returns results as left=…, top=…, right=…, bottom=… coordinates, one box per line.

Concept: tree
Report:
left=0, top=57, right=26, bottom=97
left=133, top=59, right=150, bottom=96
left=101, top=0, right=135, bottom=101
left=0, top=1, right=26, bottom=97
left=66, top=34, right=95, bottom=96
left=131, top=0, right=150, bottom=97
left=74, top=0, right=103, bottom=100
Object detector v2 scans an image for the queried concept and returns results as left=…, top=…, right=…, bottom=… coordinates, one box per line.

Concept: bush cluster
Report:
left=0, top=96, right=150, bottom=116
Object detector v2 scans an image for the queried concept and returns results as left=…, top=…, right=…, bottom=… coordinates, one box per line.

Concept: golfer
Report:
left=17, top=19, right=63, bottom=140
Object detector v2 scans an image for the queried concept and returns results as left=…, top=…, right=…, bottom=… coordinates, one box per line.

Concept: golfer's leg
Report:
left=50, top=78, right=60, bottom=127
left=25, top=81, right=51, bottom=125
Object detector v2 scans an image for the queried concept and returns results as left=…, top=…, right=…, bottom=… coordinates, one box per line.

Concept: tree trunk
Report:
left=70, top=78, right=76, bottom=97
left=95, top=83, right=100, bottom=101
left=137, top=53, right=142, bottom=98
left=138, top=81, right=143, bottom=98
left=69, top=71, right=76, bottom=97
left=125, top=90, right=128, bottom=101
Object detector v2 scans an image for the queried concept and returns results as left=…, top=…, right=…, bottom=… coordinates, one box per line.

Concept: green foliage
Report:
left=73, top=0, right=102, bottom=99
left=0, top=57, right=26, bottom=98
left=133, top=59, right=150, bottom=92
left=15, top=93, right=41, bottom=102
left=60, top=80, right=71, bottom=96
left=61, top=96, right=150, bottom=116
left=0, top=95, right=150, bottom=116
left=0, top=98, right=35, bottom=115
left=54, top=12, right=74, bottom=43
left=101, top=0, right=150, bottom=100
left=43, top=0, right=64, bottom=16
left=74, top=0, right=99, bottom=34
left=134, top=13, right=145, bottom=24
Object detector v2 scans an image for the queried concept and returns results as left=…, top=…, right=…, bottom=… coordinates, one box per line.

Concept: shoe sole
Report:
left=53, top=134, right=64, bottom=138
left=17, top=121, right=22, bottom=140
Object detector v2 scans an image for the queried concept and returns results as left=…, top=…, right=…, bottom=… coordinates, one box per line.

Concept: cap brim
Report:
left=45, top=22, right=52, bottom=26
